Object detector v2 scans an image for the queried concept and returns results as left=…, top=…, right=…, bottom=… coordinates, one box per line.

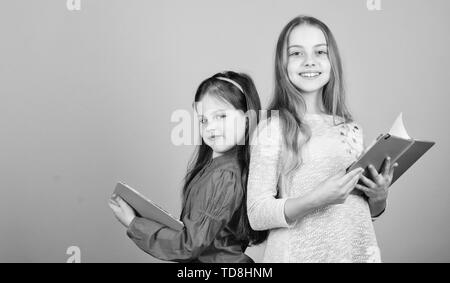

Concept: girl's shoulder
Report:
left=251, top=116, right=283, bottom=145
left=338, top=119, right=364, bottom=147
left=256, top=115, right=282, bottom=132
left=211, top=162, right=242, bottom=179
left=187, top=166, right=244, bottom=220
left=202, top=166, right=244, bottom=203
left=205, top=152, right=243, bottom=185
left=342, top=119, right=363, bottom=136
left=326, top=115, right=363, bottom=133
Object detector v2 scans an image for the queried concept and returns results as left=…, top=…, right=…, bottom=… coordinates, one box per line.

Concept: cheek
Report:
left=199, top=126, right=209, bottom=142
left=320, top=58, right=331, bottom=74
left=287, top=59, right=299, bottom=80
left=226, top=117, right=246, bottom=138
left=322, top=68, right=331, bottom=83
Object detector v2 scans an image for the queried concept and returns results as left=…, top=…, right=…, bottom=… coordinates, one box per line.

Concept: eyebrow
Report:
left=197, top=109, right=228, bottom=116
left=288, top=44, right=328, bottom=49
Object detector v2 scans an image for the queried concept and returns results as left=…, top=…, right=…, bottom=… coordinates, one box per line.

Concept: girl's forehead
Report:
left=195, top=94, right=235, bottom=115
left=288, top=25, right=327, bottom=47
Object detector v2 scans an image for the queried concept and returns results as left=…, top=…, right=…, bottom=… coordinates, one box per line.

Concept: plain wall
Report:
left=0, top=0, right=449, bottom=262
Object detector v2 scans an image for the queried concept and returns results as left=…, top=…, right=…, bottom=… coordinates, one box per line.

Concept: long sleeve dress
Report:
left=247, top=114, right=381, bottom=263
left=127, top=148, right=253, bottom=263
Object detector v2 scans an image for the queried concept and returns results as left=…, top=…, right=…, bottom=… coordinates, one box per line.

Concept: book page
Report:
left=361, top=113, right=410, bottom=156
left=389, top=112, right=411, bottom=139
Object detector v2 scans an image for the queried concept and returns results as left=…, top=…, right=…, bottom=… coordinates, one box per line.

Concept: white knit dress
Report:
left=247, top=114, right=381, bottom=263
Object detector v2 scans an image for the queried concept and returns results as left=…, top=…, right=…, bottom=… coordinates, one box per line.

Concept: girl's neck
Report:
left=212, top=146, right=238, bottom=159
left=302, top=89, right=325, bottom=115
left=212, top=151, right=223, bottom=159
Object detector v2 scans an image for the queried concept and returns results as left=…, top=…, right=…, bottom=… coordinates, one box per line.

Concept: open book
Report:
left=347, top=113, right=435, bottom=185
left=113, top=182, right=184, bottom=231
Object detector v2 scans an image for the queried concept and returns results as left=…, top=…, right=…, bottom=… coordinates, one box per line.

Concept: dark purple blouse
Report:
left=126, top=148, right=253, bottom=263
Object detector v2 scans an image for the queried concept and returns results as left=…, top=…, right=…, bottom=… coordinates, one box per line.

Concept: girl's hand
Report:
left=355, top=156, right=398, bottom=202
left=314, top=167, right=365, bottom=206
left=108, top=195, right=136, bottom=228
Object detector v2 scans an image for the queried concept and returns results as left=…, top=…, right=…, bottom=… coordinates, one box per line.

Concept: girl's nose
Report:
left=205, top=121, right=217, bottom=132
left=303, top=53, right=317, bottom=67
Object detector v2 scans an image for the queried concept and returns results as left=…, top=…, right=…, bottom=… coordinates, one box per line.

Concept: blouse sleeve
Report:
left=247, top=117, right=293, bottom=231
left=126, top=169, right=243, bottom=262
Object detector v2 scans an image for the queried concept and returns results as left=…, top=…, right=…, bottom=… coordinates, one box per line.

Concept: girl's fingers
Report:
left=116, top=196, right=126, bottom=206
left=336, top=170, right=346, bottom=178
left=382, top=157, right=391, bottom=178
left=116, top=197, right=132, bottom=210
left=108, top=202, right=120, bottom=213
left=340, top=168, right=364, bottom=186
left=108, top=199, right=119, bottom=206
left=343, top=172, right=363, bottom=192
left=389, top=163, right=399, bottom=177
left=368, top=165, right=381, bottom=182
left=360, top=174, right=376, bottom=189
left=355, top=184, right=371, bottom=194
left=331, top=170, right=346, bottom=180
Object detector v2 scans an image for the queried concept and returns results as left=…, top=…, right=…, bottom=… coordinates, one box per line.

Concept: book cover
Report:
left=113, top=182, right=184, bottom=231
left=347, top=113, right=435, bottom=185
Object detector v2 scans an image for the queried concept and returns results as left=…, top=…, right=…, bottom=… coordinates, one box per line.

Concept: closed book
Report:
left=113, top=182, right=184, bottom=231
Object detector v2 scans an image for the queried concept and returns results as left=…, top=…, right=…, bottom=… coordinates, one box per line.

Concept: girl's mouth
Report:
left=299, top=72, right=322, bottom=79
left=209, top=135, right=223, bottom=140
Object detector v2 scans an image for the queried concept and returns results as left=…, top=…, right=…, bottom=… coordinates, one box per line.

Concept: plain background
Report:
left=0, top=0, right=449, bottom=262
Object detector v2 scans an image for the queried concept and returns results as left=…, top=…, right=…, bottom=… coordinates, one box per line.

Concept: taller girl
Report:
left=247, top=16, right=397, bottom=263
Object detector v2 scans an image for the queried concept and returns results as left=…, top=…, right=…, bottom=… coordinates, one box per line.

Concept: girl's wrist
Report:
left=368, top=197, right=387, bottom=217
left=126, top=216, right=136, bottom=228
left=285, top=194, right=318, bottom=223
left=307, top=190, right=330, bottom=209
left=296, top=192, right=322, bottom=214
left=369, top=194, right=388, bottom=204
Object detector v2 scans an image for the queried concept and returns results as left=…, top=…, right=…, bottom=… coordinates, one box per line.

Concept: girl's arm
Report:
left=284, top=168, right=364, bottom=222
left=369, top=198, right=387, bottom=218
left=283, top=194, right=319, bottom=223
left=126, top=170, right=242, bottom=262
left=247, top=118, right=364, bottom=229
left=247, top=117, right=294, bottom=230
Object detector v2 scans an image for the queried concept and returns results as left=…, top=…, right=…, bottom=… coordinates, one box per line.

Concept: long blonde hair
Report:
left=269, top=15, right=353, bottom=177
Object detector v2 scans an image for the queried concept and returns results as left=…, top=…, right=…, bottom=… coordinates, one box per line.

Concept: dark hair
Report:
left=182, top=71, right=268, bottom=246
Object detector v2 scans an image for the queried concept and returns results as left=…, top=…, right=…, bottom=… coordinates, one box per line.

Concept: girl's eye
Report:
left=317, top=50, right=328, bottom=55
left=199, top=118, right=207, bottom=124
left=290, top=51, right=304, bottom=56
left=216, top=114, right=227, bottom=120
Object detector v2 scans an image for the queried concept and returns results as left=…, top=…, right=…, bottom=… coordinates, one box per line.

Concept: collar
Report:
left=207, top=147, right=240, bottom=169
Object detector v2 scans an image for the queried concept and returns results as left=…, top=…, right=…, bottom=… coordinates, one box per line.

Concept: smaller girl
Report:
left=109, top=71, right=266, bottom=263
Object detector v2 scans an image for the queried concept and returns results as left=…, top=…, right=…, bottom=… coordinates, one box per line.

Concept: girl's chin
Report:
left=292, top=79, right=328, bottom=93
left=299, top=89, right=322, bottom=94
left=211, top=146, right=231, bottom=152
left=294, top=84, right=326, bottom=94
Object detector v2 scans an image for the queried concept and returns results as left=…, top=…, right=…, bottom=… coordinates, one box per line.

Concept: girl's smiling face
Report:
left=287, top=24, right=331, bottom=94
left=196, top=93, right=246, bottom=158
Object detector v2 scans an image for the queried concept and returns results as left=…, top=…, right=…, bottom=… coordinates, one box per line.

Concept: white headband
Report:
left=215, top=77, right=245, bottom=94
